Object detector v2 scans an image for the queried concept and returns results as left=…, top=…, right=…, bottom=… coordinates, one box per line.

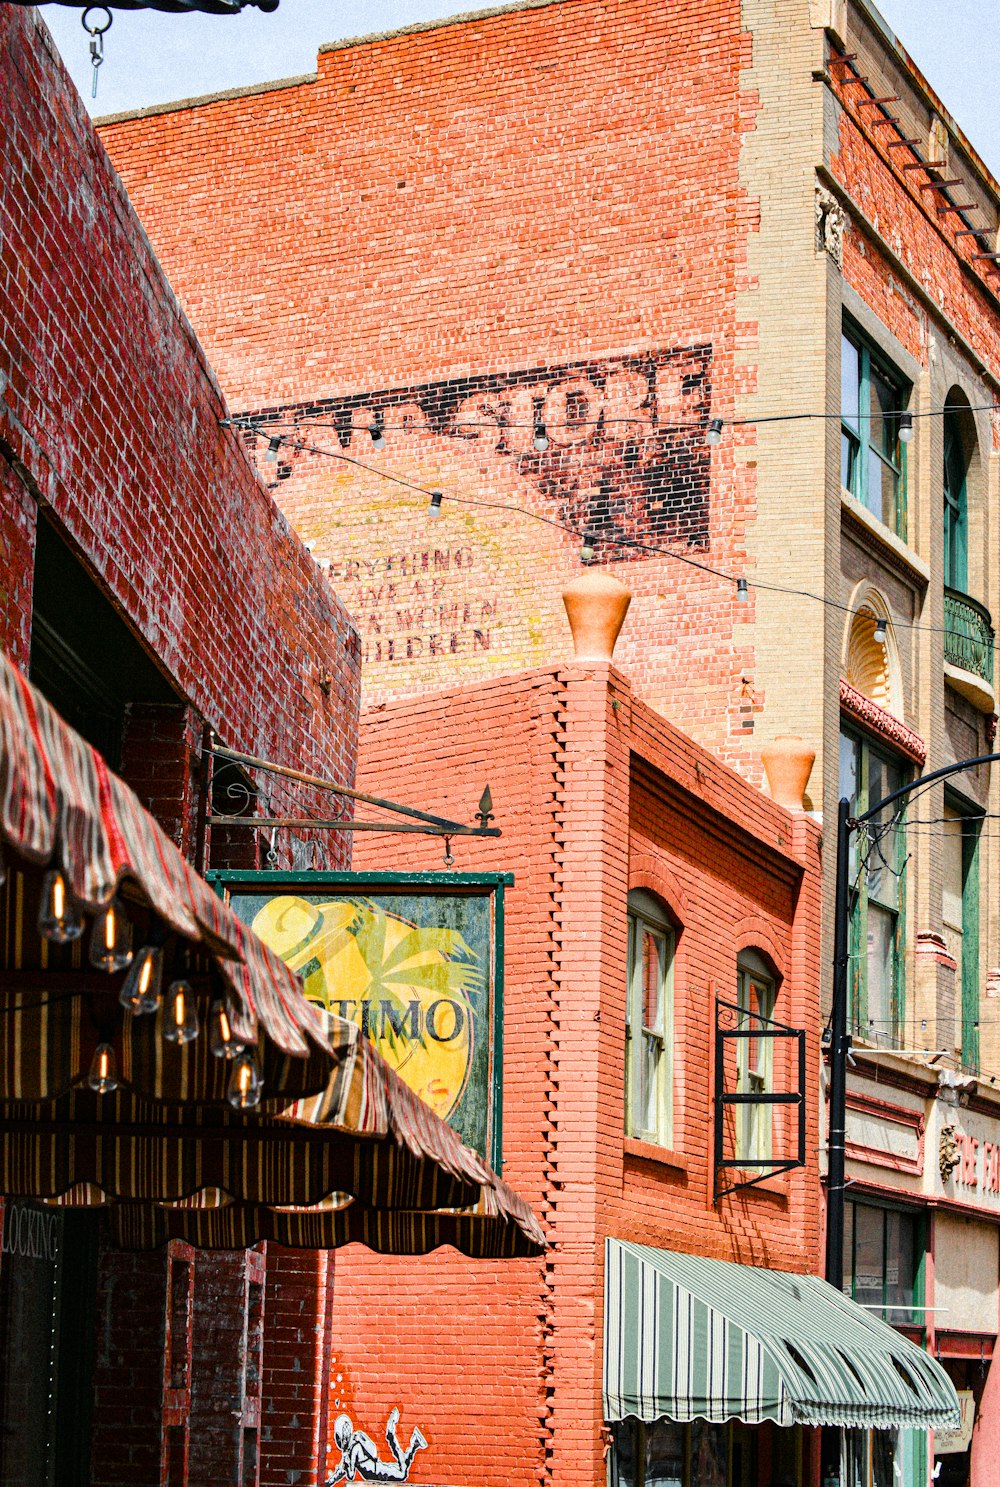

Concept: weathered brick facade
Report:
left=335, top=660, right=822, bottom=1487
left=97, top=0, right=761, bottom=767
left=0, top=8, right=361, bottom=1486
left=76, top=0, right=1000, bottom=1479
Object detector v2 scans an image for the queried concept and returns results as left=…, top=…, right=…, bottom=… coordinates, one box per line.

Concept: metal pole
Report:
left=825, top=797, right=852, bottom=1286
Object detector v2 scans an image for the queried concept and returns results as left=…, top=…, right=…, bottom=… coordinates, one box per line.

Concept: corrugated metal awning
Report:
left=604, top=1240, right=959, bottom=1431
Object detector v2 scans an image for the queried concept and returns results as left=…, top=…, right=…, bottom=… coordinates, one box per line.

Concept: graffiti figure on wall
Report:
left=326, top=1408, right=428, bottom=1484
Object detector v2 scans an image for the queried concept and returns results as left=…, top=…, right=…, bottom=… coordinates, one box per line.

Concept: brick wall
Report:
left=0, top=459, right=35, bottom=670
left=90, top=1250, right=170, bottom=1487
left=331, top=662, right=821, bottom=1487
left=0, top=10, right=365, bottom=1486
left=259, top=1250, right=334, bottom=1487
left=1, top=6, right=360, bottom=802
left=97, top=0, right=764, bottom=772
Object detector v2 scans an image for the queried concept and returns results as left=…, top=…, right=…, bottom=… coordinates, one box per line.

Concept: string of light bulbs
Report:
left=33, top=868, right=261, bottom=1106
left=231, top=421, right=1000, bottom=658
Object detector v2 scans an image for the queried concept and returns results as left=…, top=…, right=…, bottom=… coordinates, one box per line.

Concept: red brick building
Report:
left=0, top=9, right=359, bottom=1485
left=339, top=635, right=824, bottom=1487
left=98, top=7, right=1000, bottom=1480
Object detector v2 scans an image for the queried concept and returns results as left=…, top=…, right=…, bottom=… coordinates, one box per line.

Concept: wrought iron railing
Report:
left=944, top=587, right=995, bottom=689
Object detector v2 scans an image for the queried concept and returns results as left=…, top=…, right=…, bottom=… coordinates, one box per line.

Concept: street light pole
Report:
left=825, top=798, right=852, bottom=1287
left=824, top=751, right=1000, bottom=1287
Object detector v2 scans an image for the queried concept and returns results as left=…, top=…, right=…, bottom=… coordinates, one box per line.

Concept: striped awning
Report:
left=0, top=653, right=545, bottom=1256
left=604, top=1240, right=960, bottom=1432
left=104, top=1177, right=542, bottom=1257
left=0, top=648, right=331, bottom=1066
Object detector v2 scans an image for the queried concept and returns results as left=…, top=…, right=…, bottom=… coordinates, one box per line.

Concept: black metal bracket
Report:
left=713, top=996, right=806, bottom=1202
left=194, top=735, right=499, bottom=872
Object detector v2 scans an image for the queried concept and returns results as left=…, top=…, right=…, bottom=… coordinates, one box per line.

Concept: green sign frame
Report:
left=208, top=871, right=510, bottom=1170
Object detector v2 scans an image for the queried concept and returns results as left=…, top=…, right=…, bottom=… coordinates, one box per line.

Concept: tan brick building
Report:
left=98, top=2, right=1000, bottom=1483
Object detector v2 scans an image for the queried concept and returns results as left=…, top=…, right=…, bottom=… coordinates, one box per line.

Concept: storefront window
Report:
left=609, top=1419, right=786, bottom=1486
left=645, top=1420, right=685, bottom=1487
left=843, top=1201, right=921, bottom=1326
left=841, top=1429, right=913, bottom=1487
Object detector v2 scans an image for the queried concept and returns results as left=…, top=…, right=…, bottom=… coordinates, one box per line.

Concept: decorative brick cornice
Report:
left=839, top=678, right=927, bottom=764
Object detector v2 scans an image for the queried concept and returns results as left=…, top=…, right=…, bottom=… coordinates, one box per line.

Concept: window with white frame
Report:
left=735, top=951, right=777, bottom=1166
left=625, top=890, right=674, bottom=1147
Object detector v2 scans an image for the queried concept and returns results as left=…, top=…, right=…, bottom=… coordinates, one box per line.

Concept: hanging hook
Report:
left=82, top=7, right=113, bottom=100
left=266, top=828, right=279, bottom=869
left=443, top=835, right=455, bottom=869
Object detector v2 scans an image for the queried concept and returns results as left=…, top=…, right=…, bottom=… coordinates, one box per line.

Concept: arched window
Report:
left=943, top=409, right=968, bottom=592
left=735, top=950, right=778, bottom=1165
left=625, top=890, right=674, bottom=1147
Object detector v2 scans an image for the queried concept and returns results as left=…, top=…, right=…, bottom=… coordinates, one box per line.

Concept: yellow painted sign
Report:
left=225, top=882, right=501, bottom=1160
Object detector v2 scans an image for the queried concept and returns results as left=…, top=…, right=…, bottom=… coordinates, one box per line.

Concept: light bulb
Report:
left=119, top=945, right=164, bottom=1014
left=369, top=424, right=386, bottom=451
left=163, top=980, right=200, bottom=1044
left=580, top=536, right=596, bottom=564
left=209, top=998, right=241, bottom=1059
left=533, top=422, right=549, bottom=452
left=427, top=490, right=443, bottom=520
left=736, top=577, right=749, bottom=603
left=873, top=617, right=888, bottom=646
left=706, top=417, right=724, bottom=446
left=898, top=411, right=914, bottom=444
left=227, top=1050, right=263, bottom=1110
left=264, top=436, right=281, bottom=463
left=89, top=901, right=133, bottom=973
left=38, top=870, right=84, bottom=943
left=87, top=1042, right=118, bottom=1095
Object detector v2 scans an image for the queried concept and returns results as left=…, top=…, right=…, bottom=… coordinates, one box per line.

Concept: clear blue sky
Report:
left=40, top=0, right=1000, bottom=180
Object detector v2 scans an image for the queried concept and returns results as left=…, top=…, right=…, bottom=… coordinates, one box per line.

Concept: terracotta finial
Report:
left=760, top=736, right=816, bottom=812
left=561, top=568, right=632, bottom=662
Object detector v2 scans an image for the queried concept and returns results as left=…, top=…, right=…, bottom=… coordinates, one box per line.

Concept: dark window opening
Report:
left=29, top=516, right=177, bottom=770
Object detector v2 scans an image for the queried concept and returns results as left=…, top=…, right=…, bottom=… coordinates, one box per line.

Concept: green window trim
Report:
left=839, top=727, right=908, bottom=1047
left=943, top=410, right=969, bottom=593
left=943, top=792, right=982, bottom=1074
left=841, top=321, right=910, bottom=540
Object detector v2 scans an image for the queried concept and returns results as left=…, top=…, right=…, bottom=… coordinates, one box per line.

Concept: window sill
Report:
left=840, top=489, right=930, bottom=587
left=623, top=1137, right=689, bottom=1176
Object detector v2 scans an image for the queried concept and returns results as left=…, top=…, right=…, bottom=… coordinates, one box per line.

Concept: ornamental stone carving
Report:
left=816, top=186, right=846, bottom=268
left=939, top=1123, right=961, bottom=1183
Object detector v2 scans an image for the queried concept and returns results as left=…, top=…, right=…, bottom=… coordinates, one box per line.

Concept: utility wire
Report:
left=229, top=400, right=1000, bottom=435
left=234, top=423, right=1000, bottom=664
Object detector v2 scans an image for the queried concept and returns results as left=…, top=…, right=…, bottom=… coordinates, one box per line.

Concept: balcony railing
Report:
left=944, top=587, right=995, bottom=689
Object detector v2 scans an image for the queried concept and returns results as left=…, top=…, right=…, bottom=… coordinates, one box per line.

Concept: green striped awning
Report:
left=604, top=1240, right=960, bottom=1432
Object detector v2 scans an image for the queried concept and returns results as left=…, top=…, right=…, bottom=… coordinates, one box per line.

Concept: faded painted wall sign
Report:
left=245, top=345, right=716, bottom=698
left=218, top=873, right=506, bottom=1163
left=248, top=343, right=713, bottom=555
